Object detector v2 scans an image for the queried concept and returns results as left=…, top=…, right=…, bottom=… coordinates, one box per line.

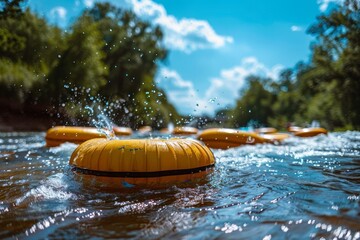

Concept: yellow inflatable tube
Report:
left=197, top=128, right=291, bottom=149
left=255, top=127, right=277, bottom=134
left=113, top=126, right=133, bottom=136
left=287, top=126, right=302, bottom=133
left=69, top=138, right=215, bottom=185
left=294, top=127, right=328, bottom=137
left=45, top=126, right=110, bottom=147
left=260, top=133, right=291, bottom=143
left=137, top=126, right=152, bottom=134
left=172, top=126, right=198, bottom=135
left=197, top=128, right=267, bottom=149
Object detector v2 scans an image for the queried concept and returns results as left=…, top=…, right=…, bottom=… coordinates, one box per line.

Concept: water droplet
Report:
left=208, top=97, right=217, bottom=103
left=246, top=136, right=255, bottom=143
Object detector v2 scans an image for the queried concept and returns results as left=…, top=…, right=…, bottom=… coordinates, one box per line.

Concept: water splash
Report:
left=15, top=173, right=74, bottom=206
left=310, top=120, right=320, bottom=128
left=186, top=118, right=198, bottom=127
left=1, top=131, right=360, bottom=239
left=91, top=112, right=115, bottom=139
left=167, top=122, right=174, bottom=133
left=84, top=105, right=94, bottom=115
left=59, top=85, right=131, bottom=137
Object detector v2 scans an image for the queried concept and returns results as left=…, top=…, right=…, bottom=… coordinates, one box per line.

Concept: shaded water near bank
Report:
left=0, top=131, right=359, bottom=239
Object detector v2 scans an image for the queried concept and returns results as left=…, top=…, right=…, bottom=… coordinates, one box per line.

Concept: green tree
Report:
left=306, top=0, right=360, bottom=129
left=268, top=69, right=299, bottom=128
left=0, top=6, right=63, bottom=108
left=0, top=58, right=37, bottom=105
left=225, top=0, right=359, bottom=130
left=232, top=76, right=276, bottom=128
left=0, top=1, right=181, bottom=128
left=0, top=9, right=63, bottom=71
left=131, top=75, right=180, bottom=129
left=0, top=0, right=24, bottom=19
left=81, top=2, right=180, bottom=129
left=46, top=15, right=107, bottom=106
left=0, top=28, right=25, bottom=58
left=84, top=3, right=167, bottom=100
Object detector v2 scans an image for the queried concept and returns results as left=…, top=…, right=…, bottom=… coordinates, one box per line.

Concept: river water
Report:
left=0, top=131, right=359, bottom=239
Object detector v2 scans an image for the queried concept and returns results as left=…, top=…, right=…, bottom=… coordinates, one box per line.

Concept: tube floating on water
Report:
left=197, top=128, right=291, bottom=149
left=287, top=126, right=302, bottom=133
left=255, top=127, right=278, bottom=134
left=113, top=126, right=133, bottom=136
left=172, top=126, right=198, bottom=135
left=260, top=132, right=291, bottom=143
left=45, top=126, right=111, bottom=147
left=293, top=127, right=328, bottom=137
left=137, top=126, right=152, bottom=134
left=197, top=128, right=267, bottom=149
left=159, top=128, right=170, bottom=134
left=69, top=138, right=215, bottom=185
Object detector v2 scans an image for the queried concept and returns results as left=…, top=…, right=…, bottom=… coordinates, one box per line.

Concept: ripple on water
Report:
left=15, top=173, right=75, bottom=206
left=0, top=131, right=359, bottom=239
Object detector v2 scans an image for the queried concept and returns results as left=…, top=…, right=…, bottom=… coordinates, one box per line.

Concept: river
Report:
left=0, top=131, right=359, bottom=239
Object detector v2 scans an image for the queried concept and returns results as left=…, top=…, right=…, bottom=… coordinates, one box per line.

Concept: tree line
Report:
left=1, top=0, right=359, bottom=131
left=0, top=1, right=181, bottom=129
left=217, top=0, right=360, bottom=131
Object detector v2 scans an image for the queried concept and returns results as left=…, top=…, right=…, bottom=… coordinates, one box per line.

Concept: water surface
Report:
left=0, top=131, right=359, bottom=239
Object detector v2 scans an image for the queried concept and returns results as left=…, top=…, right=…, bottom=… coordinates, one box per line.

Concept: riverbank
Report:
left=0, top=111, right=55, bottom=132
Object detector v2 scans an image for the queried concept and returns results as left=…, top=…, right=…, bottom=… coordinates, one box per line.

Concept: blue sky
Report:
left=28, top=0, right=343, bottom=116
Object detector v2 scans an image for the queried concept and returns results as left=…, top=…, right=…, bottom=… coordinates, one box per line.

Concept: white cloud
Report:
left=156, top=68, right=209, bottom=114
left=317, top=0, right=345, bottom=11
left=49, top=6, right=67, bottom=28
left=157, top=57, right=283, bottom=115
left=205, top=57, right=283, bottom=108
left=159, top=17, right=233, bottom=53
left=50, top=6, right=67, bottom=20
left=291, top=25, right=302, bottom=32
left=83, top=0, right=95, bottom=8
left=107, top=0, right=233, bottom=53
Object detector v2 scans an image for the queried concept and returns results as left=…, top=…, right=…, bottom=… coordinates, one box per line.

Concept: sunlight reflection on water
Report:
left=0, top=131, right=359, bottom=239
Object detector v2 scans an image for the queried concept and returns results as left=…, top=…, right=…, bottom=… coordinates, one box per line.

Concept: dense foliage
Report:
left=228, top=0, right=360, bottom=130
left=0, top=1, right=180, bottom=129
left=0, top=0, right=359, bottom=130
